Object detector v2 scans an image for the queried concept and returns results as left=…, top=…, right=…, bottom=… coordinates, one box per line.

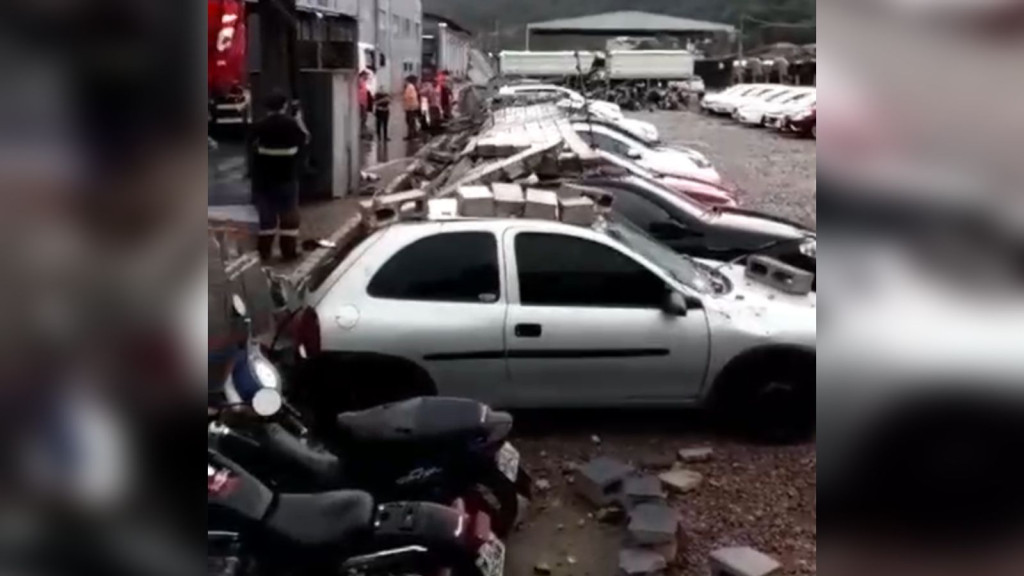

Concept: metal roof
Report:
left=528, top=11, right=735, bottom=34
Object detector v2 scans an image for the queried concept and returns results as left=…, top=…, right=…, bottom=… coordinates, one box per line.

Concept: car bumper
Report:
left=735, top=110, right=764, bottom=125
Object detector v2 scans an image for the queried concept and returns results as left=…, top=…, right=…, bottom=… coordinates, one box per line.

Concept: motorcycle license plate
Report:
left=495, top=443, right=520, bottom=483
left=476, top=537, right=506, bottom=576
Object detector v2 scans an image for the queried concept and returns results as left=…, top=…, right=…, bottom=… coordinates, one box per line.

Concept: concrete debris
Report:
left=591, top=435, right=602, bottom=445
left=595, top=505, right=627, bottom=525
left=618, top=548, right=667, bottom=576
left=567, top=555, right=577, bottom=566
left=456, top=186, right=495, bottom=217
left=659, top=469, right=703, bottom=494
left=708, top=547, right=782, bottom=576
left=534, top=563, right=553, bottom=575
left=627, top=503, right=680, bottom=546
left=576, top=457, right=634, bottom=506
left=638, top=453, right=677, bottom=471
left=678, top=447, right=715, bottom=463
left=622, top=475, right=666, bottom=508
left=559, top=196, right=597, bottom=226
left=535, top=478, right=552, bottom=492
left=492, top=183, right=526, bottom=217
left=525, top=188, right=560, bottom=221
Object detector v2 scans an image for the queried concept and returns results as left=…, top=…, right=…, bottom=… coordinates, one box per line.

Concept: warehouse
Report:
left=422, top=13, right=474, bottom=80
left=525, top=10, right=735, bottom=54
left=357, top=0, right=424, bottom=95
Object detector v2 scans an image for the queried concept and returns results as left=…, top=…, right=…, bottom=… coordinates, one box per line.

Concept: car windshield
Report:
left=603, top=218, right=713, bottom=294
left=765, top=91, right=793, bottom=102
left=594, top=151, right=709, bottom=215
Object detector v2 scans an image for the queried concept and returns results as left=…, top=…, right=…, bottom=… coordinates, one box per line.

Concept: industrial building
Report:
left=357, top=0, right=424, bottom=94
left=422, top=13, right=474, bottom=80
left=525, top=10, right=735, bottom=54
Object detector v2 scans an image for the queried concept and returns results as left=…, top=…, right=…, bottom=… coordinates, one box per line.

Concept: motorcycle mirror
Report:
left=231, top=294, right=248, bottom=318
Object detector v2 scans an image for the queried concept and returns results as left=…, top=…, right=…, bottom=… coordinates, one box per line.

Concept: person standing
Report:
left=420, top=78, right=440, bottom=134
left=374, top=90, right=391, bottom=142
left=438, top=70, right=453, bottom=121
left=403, top=76, right=420, bottom=140
left=357, top=70, right=372, bottom=138
left=251, top=90, right=309, bottom=261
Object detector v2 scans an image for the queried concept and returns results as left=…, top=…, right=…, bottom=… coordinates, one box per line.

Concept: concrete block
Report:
left=623, top=475, right=666, bottom=509
left=709, top=547, right=782, bottom=576
left=560, top=196, right=597, bottom=226
left=678, top=447, right=714, bottom=463
left=627, top=503, right=680, bottom=546
left=524, top=189, right=560, bottom=221
left=745, top=255, right=814, bottom=296
left=427, top=198, right=459, bottom=220
left=457, top=186, right=495, bottom=218
left=659, top=469, right=703, bottom=494
left=619, top=548, right=667, bottom=576
left=576, top=457, right=634, bottom=506
left=492, top=183, right=525, bottom=218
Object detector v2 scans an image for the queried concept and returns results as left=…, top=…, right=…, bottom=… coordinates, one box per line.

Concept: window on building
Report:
left=368, top=233, right=501, bottom=303
left=415, top=22, right=421, bottom=39
left=515, top=233, right=665, bottom=308
left=379, top=9, right=386, bottom=32
left=404, top=18, right=412, bottom=37
left=392, top=14, right=400, bottom=35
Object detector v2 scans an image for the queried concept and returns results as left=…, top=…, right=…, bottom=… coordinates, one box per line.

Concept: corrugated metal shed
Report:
left=528, top=11, right=735, bottom=34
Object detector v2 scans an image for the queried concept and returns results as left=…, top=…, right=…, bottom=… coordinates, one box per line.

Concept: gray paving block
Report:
left=678, top=447, right=714, bottom=463
left=659, top=469, right=703, bottom=494
left=622, top=475, right=666, bottom=509
left=576, top=457, right=635, bottom=506
left=709, top=547, right=782, bottom=576
left=618, top=548, right=667, bottom=576
left=559, top=196, right=596, bottom=226
left=456, top=186, right=495, bottom=218
left=627, top=503, right=680, bottom=546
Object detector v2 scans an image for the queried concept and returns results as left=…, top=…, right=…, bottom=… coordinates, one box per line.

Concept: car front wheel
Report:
left=717, top=358, right=815, bottom=444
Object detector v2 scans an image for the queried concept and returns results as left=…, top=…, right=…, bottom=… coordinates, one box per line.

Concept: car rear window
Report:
left=368, top=232, right=500, bottom=303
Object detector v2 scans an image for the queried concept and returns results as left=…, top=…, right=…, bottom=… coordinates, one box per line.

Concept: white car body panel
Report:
left=314, top=219, right=816, bottom=409
left=736, top=90, right=816, bottom=125
left=574, top=123, right=722, bottom=185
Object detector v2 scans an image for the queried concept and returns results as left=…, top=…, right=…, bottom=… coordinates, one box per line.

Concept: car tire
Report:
left=717, top=359, right=815, bottom=444
left=297, top=353, right=437, bottom=427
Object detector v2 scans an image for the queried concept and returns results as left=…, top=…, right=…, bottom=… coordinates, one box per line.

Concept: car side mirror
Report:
left=662, top=290, right=690, bottom=316
left=626, top=148, right=643, bottom=160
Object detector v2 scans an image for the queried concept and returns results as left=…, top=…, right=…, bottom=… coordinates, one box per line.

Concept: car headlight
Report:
left=799, top=238, right=817, bottom=258
left=792, top=110, right=814, bottom=121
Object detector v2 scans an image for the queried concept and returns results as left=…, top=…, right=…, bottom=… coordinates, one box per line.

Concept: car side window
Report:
left=368, top=232, right=500, bottom=303
left=585, top=130, right=630, bottom=156
left=609, top=187, right=676, bottom=232
left=515, top=233, right=665, bottom=309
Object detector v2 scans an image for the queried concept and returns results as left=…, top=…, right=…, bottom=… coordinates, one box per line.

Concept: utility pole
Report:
left=738, top=13, right=745, bottom=59
left=260, top=0, right=298, bottom=105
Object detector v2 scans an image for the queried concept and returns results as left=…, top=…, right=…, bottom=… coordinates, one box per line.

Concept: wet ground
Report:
left=504, top=110, right=817, bottom=576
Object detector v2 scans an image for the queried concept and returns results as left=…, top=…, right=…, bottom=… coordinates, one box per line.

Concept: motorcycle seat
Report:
left=265, top=490, right=374, bottom=549
left=335, top=397, right=486, bottom=444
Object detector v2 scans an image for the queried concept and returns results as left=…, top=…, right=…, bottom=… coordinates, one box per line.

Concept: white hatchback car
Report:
left=705, top=85, right=792, bottom=116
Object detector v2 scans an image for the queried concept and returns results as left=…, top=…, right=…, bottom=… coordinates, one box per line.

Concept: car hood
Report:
left=643, top=151, right=722, bottom=185
left=700, top=261, right=817, bottom=342
left=707, top=208, right=815, bottom=240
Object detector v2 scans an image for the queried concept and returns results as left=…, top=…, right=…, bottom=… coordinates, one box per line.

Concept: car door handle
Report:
left=514, top=324, right=543, bottom=338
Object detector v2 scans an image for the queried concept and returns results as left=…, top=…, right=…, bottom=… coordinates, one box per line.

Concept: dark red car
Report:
left=786, top=107, right=816, bottom=139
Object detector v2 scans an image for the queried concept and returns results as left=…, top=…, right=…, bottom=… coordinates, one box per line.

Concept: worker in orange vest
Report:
left=402, top=75, right=420, bottom=140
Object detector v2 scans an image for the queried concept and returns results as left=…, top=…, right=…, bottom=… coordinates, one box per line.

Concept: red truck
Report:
left=208, top=0, right=250, bottom=129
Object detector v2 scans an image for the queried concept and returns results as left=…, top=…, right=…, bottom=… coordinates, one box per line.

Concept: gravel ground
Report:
left=504, top=111, right=817, bottom=576
left=634, top=109, right=818, bottom=229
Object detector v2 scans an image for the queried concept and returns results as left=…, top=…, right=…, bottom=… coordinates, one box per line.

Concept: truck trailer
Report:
left=499, top=51, right=599, bottom=79
left=608, top=50, right=695, bottom=80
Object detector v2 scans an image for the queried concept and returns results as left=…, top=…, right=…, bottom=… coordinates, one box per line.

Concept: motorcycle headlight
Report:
left=250, top=356, right=283, bottom=417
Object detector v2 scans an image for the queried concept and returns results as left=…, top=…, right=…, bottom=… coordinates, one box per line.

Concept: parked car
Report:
left=576, top=170, right=816, bottom=275
left=701, top=84, right=777, bottom=115
left=735, top=88, right=816, bottom=127
left=573, top=122, right=724, bottom=187
left=786, top=106, right=816, bottom=138
left=593, top=149, right=738, bottom=208
left=305, top=217, right=815, bottom=440
left=560, top=100, right=660, bottom=142
left=497, top=83, right=621, bottom=115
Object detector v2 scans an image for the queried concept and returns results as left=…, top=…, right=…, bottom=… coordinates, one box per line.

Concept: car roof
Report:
left=385, top=216, right=609, bottom=243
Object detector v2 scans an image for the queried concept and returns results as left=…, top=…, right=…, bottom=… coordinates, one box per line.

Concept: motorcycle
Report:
left=208, top=448, right=505, bottom=576
left=211, top=293, right=532, bottom=537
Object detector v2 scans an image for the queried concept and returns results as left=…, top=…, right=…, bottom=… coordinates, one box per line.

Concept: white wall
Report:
left=358, top=0, right=422, bottom=95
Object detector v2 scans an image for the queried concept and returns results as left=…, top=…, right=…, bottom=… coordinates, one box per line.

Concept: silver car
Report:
left=307, top=217, right=816, bottom=439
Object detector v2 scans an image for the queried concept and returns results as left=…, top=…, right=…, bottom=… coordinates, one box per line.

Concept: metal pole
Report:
left=525, top=25, right=530, bottom=51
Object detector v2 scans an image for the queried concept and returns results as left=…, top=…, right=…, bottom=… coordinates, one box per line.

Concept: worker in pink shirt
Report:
left=357, top=70, right=371, bottom=137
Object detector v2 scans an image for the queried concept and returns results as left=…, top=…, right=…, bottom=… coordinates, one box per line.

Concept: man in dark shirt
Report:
left=251, top=90, right=308, bottom=261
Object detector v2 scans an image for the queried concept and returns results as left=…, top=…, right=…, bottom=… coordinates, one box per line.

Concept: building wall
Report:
left=358, top=0, right=422, bottom=94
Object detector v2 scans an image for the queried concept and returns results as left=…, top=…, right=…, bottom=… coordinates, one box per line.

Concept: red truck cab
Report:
left=208, top=0, right=250, bottom=129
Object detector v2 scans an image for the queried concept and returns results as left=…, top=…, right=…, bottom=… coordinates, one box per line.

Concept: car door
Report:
left=501, top=229, right=710, bottom=407
left=346, top=230, right=511, bottom=406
